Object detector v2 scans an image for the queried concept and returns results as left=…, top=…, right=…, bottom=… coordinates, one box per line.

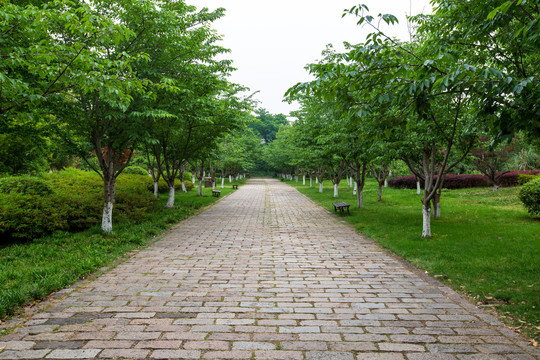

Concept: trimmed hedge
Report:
left=0, top=169, right=156, bottom=241
left=519, top=178, right=540, bottom=216
left=0, top=176, right=53, bottom=196
left=388, top=171, right=540, bottom=190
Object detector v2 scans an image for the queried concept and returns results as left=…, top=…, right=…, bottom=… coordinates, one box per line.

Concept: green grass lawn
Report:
left=286, top=178, right=540, bottom=342
left=0, top=181, right=244, bottom=324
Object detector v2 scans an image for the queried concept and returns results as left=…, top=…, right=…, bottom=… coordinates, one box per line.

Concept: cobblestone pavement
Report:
left=0, top=179, right=538, bottom=359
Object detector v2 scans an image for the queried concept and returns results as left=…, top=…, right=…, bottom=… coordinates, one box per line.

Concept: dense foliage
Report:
left=0, top=169, right=156, bottom=241
left=519, top=178, right=540, bottom=216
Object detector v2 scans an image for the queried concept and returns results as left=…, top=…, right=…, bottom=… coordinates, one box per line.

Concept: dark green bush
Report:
left=0, top=176, right=53, bottom=196
left=183, top=180, right=194, bottom=192
left=519, top=178, right=540, bottom=216
left=0, top=169, right=156, bottom=241
left=123, top=166, right=149, bottom=176
left=517, top=174, right=540, bottom=185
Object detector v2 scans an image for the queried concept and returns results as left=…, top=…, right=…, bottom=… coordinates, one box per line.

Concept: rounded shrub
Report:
left=519, top=178, right=540, bottom=216
left=123, top=166, right=149, bottom=176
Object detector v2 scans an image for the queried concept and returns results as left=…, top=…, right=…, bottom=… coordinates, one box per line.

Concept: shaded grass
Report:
left=0, top=180, right=245, bottom=320
left=286, top=178, right=540, bottom=342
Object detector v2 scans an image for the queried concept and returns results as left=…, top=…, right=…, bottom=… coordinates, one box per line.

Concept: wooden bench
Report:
left=232, top=184, right=238, bottom=189
left=332, top=202, right=350, bottom=216
left=212, top=190, right=221, bottom=197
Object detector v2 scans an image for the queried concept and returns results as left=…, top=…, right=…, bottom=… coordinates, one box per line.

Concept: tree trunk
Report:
left=384, top=179, right=388, bottom=188
left=422, top=202, right=432, bottom=238
left=181, top=179, right=187, bottom=192
left=316, top=177, right=318, bottom=184
left=357, top=187, right=363, bottom=208
left=432, top=192, right=441, bottom=218
left=309, top=175, right=313, bottom=188
left=319, top=181, right=323, bottom=193
left=353, top=181, right=357, bottom=195
left=417, top=180, right=421, bottom=195
left=378, top=184, right=383, bottom=202
left=153, top=181, right=159, bottom=198
left=221, top=177, right=225, bottom=189
left=493, top=184, right=499, bottom=192
left=303, top=175, right=306, bottom=185
left=166, top=186, right=175, bottom=208
left=198, top=181, right=203, bottom=196
left=229, top=175, right=232, bottom=183
left=101, top=174, right=116, bottom=234
left=192, top=174, right=196, bottom=184
left=334, top=183, right=339, bottom=198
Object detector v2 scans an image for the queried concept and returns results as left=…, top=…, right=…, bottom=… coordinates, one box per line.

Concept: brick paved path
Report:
left=0, top=179, right=538, bottom=359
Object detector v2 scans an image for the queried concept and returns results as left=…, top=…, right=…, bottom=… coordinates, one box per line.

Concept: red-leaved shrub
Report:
left=388, top=171, right=540, bottom=190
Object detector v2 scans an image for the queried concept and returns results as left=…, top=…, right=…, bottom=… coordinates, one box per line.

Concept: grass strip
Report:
left=285, top=178, right=539, bottom=342
left=0, top=180, right=245, bottom=321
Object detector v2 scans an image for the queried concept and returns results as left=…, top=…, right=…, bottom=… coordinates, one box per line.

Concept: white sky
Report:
left=195, top=1, right=432, bottom=116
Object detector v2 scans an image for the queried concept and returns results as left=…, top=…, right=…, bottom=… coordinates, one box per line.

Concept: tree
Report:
left=0, top=1, right=132, bottom=118
left=471, top=136, right=519, bottom=191
left=249, top=109, right=289, bottom=144
left=423, top=0, right=540, bottom=143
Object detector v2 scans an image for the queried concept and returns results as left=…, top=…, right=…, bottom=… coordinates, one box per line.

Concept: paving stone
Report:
left=353, top=354, right=405, bottom=360
left=306, top=351, right=355, bottom=360
left=0, top=350, right=51, bottom=359
left=255, top=350, right=303, bottom=359
left=98, top=349, right=149, bottom=358
left=281, top=341, right=329, bottom=351
left=183, top=341, right=229, bottom=350
left=0, top=341, right=35, bottom=350
left=232, top=341, right=275, bottom=350
left=150, top=349, right=201, bottom=359
left=201, top=350, right=251, bottom=359
left=46, top=349, right=101, bottom=359
left=407, top=354, right=457, bottom=360
left=34, top=341, right=87, bottom=349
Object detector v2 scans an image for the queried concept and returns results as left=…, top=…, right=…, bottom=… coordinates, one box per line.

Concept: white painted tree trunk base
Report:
left=303, top=175, right=306, bottom=185
left=309, top=177, right=313, bottom=188
left=384, top=179, right=388, bottom=188
left=422, top=204, right=432, bottom=237
left=417, top=181, right=421, bottom=195
left=198, top=182, right=203, bottom=196
left=192, top=174, right=196, bottom=184
left=102, top=201, right=113, bottom=234
left=353, top=182, right=357, bottom=195
left=316, top=177, right=319, bottom=184
left=493, top=185, right=499, bottom=192
left=221, top=178, right=225, bottom=189
left=319, top=182, right=323, bottom=193
left=181, top=180, right=187, bottom=193
left=153, top=181, right=159, bottom=198
left=334, top=183, right=339, bottom=198
left=229, top=175, right=233, bottom=183
left=166, top=187, right=175, bottom=208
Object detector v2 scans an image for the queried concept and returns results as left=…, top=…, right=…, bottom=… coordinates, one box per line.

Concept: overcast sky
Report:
left=195, top=1, right=432, bottom=116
